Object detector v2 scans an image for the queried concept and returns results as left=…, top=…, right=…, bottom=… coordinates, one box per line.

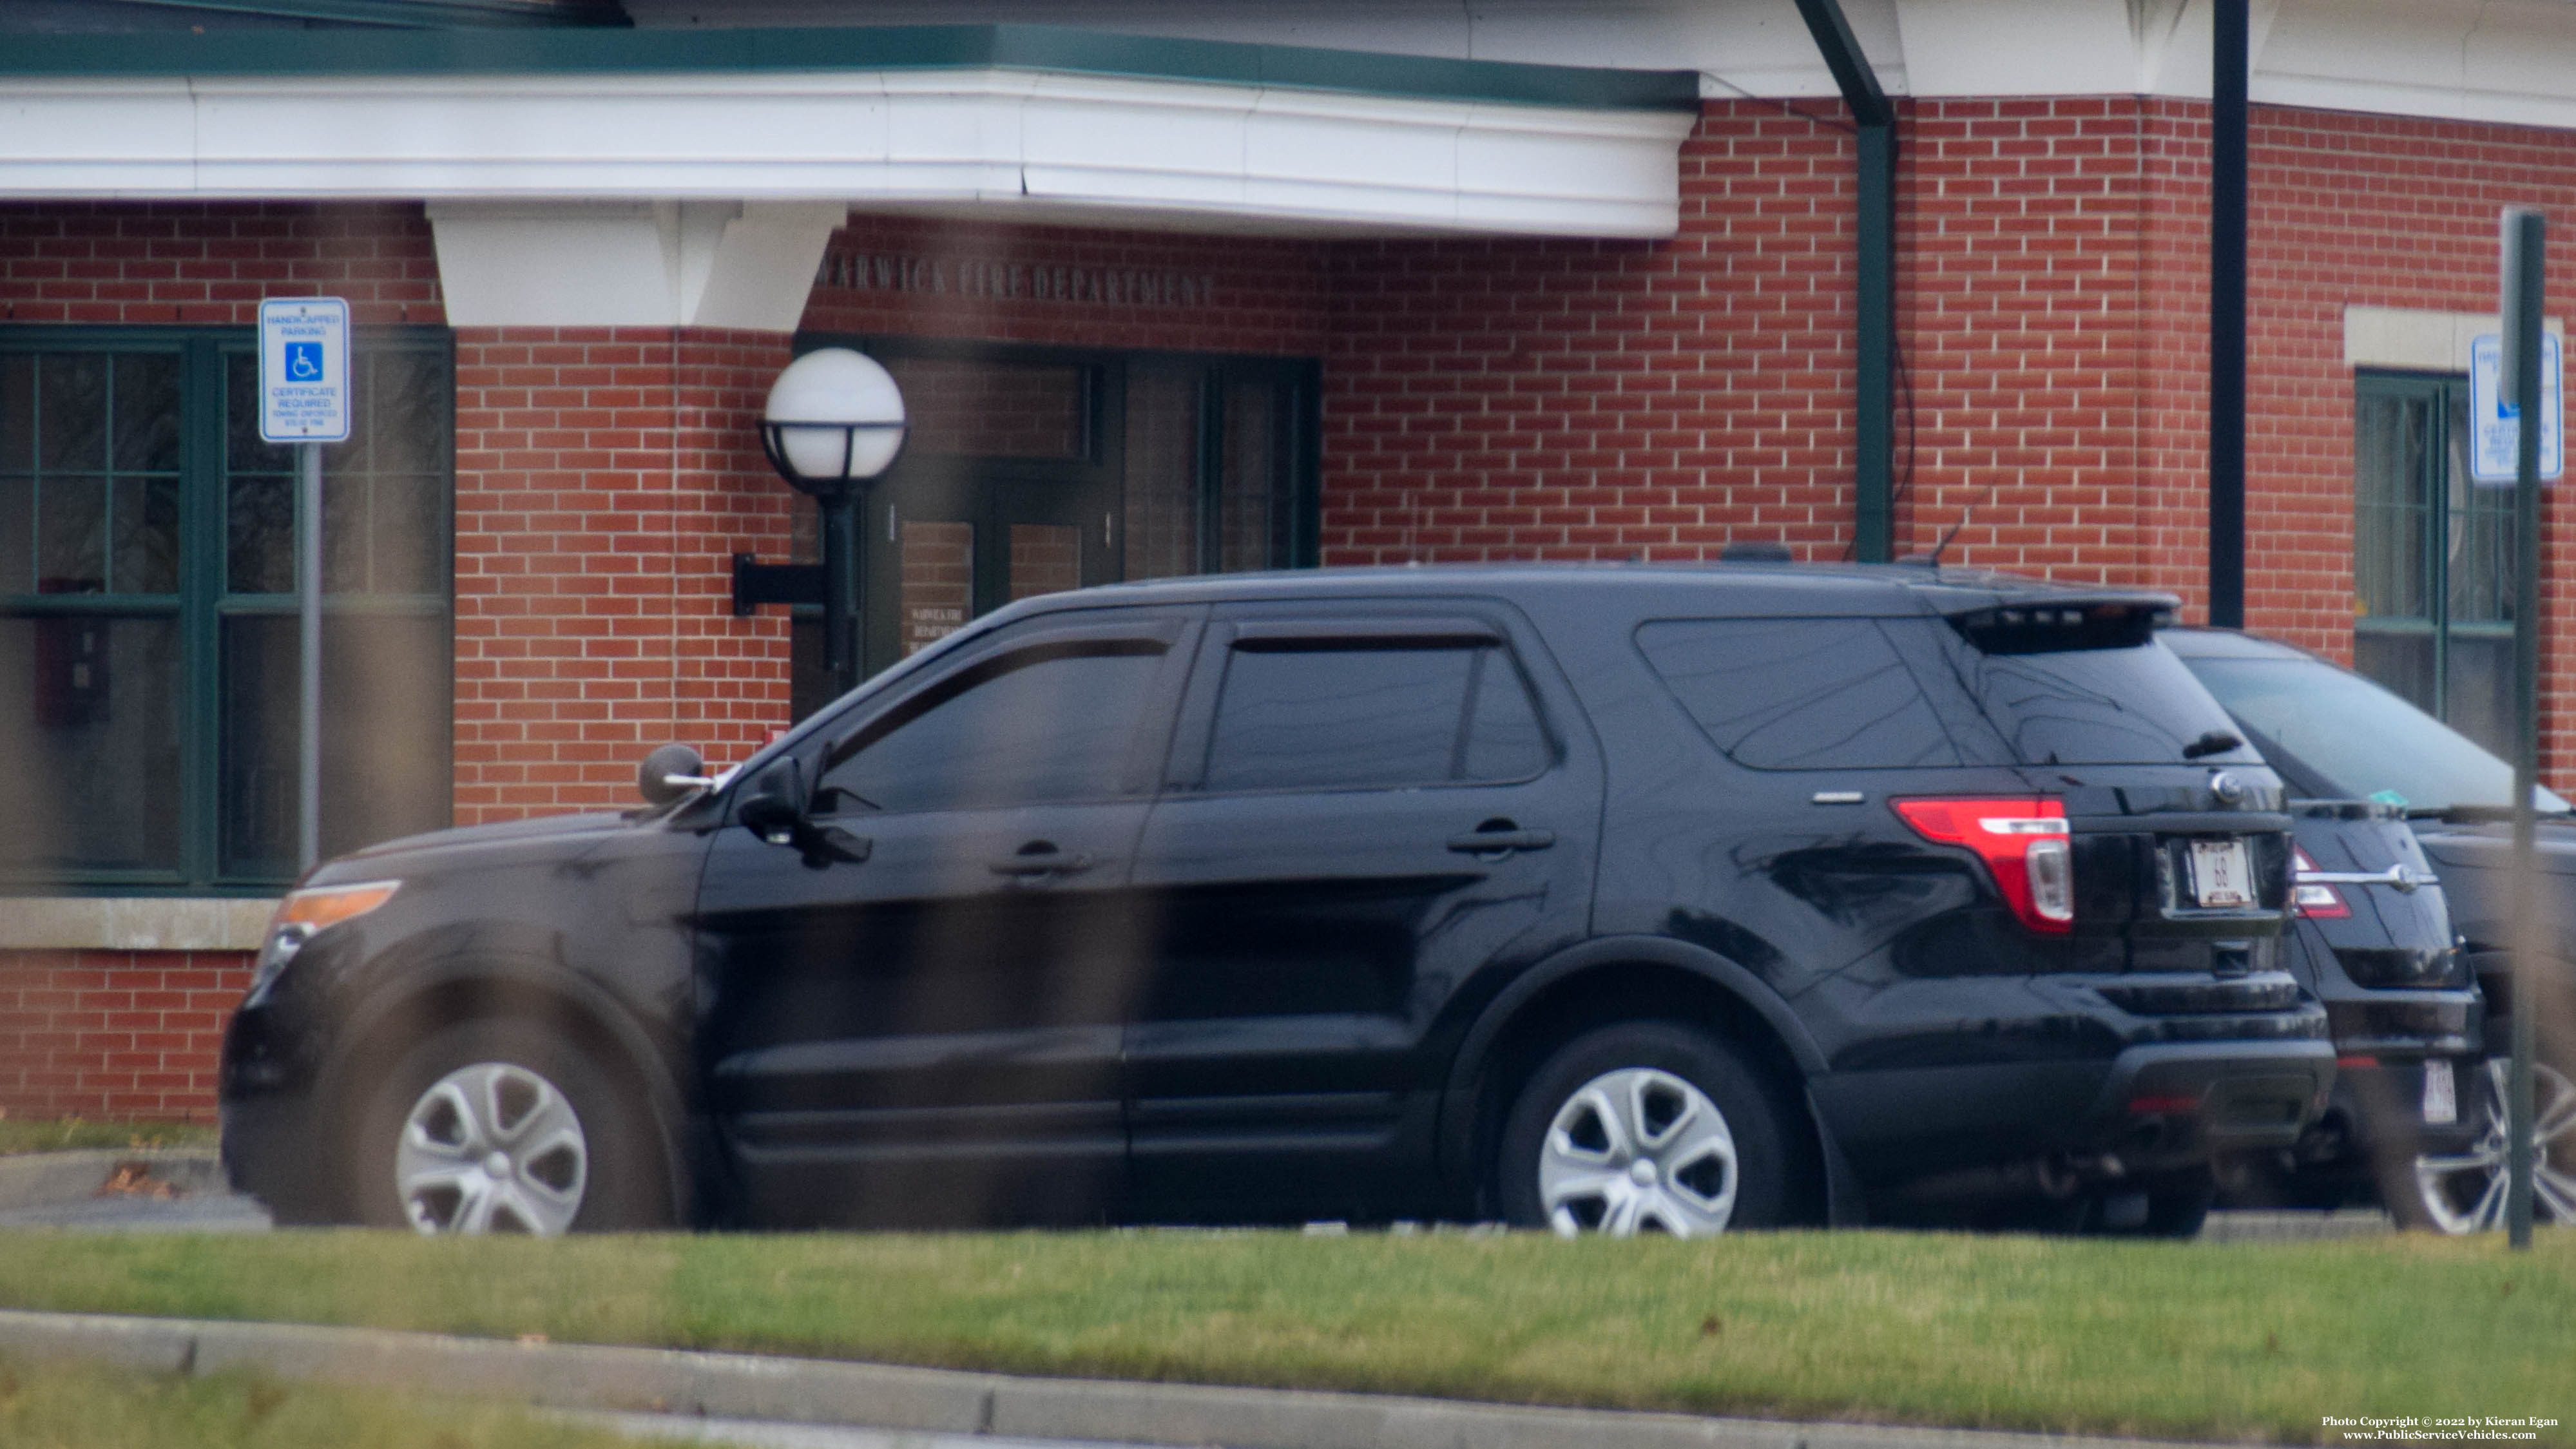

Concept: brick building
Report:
left=4, top=0, right=2575, bottom=1119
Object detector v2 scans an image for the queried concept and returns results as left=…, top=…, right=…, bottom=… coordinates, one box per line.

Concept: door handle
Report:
left=988, top=850, right=1095, bottom=878
left=1447, top=829, right=1555, bottom=856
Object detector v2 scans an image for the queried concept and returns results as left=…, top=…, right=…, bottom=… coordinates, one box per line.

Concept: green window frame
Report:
left=0, top=325, right=454, bottom=895
left=2352, top=369, right=2517, bottom=755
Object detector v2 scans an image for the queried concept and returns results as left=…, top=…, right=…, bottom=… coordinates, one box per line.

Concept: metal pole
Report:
left=2209, top=0, right=2249, bottom=628
left=296, top=441, right=322, bottom=874
left=1856, top=121, right=1896, bottom=564
left=2501, top=207, right=2546, bottom=1251
left=822, top=492, right=859, bottom=698
left=1789, top=0, right=1897, bottom=563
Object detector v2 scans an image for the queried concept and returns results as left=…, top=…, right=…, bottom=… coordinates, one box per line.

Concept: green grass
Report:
left=0, top=1118, right=215, bottom=1156
left=0, top=1352, right=648, bottom=1449
left=0, top=1229, right=2570, bottom=1444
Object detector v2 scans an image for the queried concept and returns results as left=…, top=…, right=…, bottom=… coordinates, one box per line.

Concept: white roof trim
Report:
left=0, top=67, right=1695, bottom=240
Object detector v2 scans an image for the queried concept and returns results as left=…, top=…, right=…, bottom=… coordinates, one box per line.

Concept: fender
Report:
left=1436, top=933, right=1831, bottom=1184
left=313, top=920, right=699, bottom=1223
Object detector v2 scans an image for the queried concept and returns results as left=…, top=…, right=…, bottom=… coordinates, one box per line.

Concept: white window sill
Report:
left=0, top=897, right=277, bottom=954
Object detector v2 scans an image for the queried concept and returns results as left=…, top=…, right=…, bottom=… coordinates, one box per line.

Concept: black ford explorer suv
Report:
left=221, top=564, right=2332, bottom=1237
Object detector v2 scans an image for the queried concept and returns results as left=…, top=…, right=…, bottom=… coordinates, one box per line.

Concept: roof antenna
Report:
left=1914, top=476, right=2003, bottom=570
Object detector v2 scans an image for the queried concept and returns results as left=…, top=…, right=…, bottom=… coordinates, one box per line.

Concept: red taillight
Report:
left=1894, top=797, right=2074, bottom=936
left=2291, top=845, right=2350, bottom=919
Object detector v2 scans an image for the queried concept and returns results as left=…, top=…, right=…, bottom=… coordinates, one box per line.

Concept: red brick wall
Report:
left=0, top=200, right=442, bottom=327
left=0, top=952, right=250, bottom=1122
left=450, top=326, right=798, bottom=823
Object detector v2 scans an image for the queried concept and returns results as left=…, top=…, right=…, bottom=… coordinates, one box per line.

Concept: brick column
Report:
left=451, top=327, right=798, bottom=825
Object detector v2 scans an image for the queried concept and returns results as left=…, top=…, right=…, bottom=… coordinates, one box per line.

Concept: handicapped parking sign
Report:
left=258, top=297, right=351, bottom=443
left=2468, top=331, right=2562, bottom=485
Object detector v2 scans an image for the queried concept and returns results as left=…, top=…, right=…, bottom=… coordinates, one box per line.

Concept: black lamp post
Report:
left=759, top=349, right=908, bottom=698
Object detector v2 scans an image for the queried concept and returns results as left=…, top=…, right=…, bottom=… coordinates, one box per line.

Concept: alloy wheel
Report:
left=1538, top=1066, right=1738, bottom=1236
left=2410, top=1059, right=2576, bottom=1233
left=394, top=1060, right=590, bottom=1235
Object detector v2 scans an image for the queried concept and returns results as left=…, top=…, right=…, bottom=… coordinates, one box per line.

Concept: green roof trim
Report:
left=0, top=22, right=1702, bottom=112
left=93, top=0, right=629, bottom=26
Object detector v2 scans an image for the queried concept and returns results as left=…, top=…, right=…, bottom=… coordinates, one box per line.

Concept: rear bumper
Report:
left=1811, top=1037, right=2335, bottom=1189
left=2091, top=1038, right=2337, bottom=1155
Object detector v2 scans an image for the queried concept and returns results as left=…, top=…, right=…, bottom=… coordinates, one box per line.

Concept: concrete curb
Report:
left=0, top=1307, right=2239, bottom=1449
left=0, top=1150, right=224, bottom=1211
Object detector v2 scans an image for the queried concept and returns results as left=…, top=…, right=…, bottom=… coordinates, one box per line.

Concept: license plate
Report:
left=2187, top=839, right=2254, bottom=908
left=2422, top=1059, right=2458, bottom=1126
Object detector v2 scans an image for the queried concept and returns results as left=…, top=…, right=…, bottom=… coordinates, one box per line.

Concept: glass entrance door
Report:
left=865, top=466, right=1121, bottom=667
left=784, top=339, right=1318, bottom=721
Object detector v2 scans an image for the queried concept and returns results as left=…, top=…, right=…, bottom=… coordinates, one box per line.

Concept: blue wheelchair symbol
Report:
left=285, top=342, right=323, bottom=382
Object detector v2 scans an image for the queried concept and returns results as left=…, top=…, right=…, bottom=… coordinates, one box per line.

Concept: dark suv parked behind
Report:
left=222, top=565, right=2332, bottom=1236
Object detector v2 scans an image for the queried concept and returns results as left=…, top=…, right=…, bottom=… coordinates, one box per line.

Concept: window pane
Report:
left=1463, top=649, right=1551, bottom=780
left=112, top=353, right=180, bottom=474
left=2352, top=626, right=2437, bottom=718
left=225, top=351, right=291, bottom=473
left=111, top=476, right=179, bottom=595
left=37, top=474, right=105, bottom=591
left=220, top=608, right=453, bottom=878
left=0, top=475, right=30, bottom=595
left=899, top=519, right=972, bottom=657
left=2353, top=390, right=2430, bottom=624
left=220, top=613, right=300, bottom=877
left=818, top=642, right=1166, bottom=814
left=2441, top=629, right=2515, bottom=758
left=1639, top=618, right=1959, bottom=770
left=322, top=468, right=371, bottom=594
left=1961, top=638, right=2245, bottom=767
left=0, top=355, right=30, bottom=473
left=368, top=350, right=452, bottom=477
left=1123, top=365, right=1199, bottom=580
left=0, top=615, right=182, bottom=874
left=883, top=356, right=1086, bottom=459
left=1219, top=380, right=1283, bottom=572
left=37, top=355, right=106, bottom=473
left=227, top=475, right=296, bottom=594
left=319, top=611, right=450, bottom=859
left=370, top=473, right=447, bottom=596
left=2446, top=388, right=2514, bottom=627
left=1206, top=645, right=1476, bottom=792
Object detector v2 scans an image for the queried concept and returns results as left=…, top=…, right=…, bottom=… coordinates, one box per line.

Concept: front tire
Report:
left=352, top=1019, right=668, bottom=1235
left=1497, top=1021, right=1797, bottom=1236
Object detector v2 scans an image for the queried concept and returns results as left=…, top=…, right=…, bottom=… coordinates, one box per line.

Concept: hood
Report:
left=310, top=811, right=635, bottom=884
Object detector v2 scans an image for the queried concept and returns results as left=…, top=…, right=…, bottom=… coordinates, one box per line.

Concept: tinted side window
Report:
left=1637, top=618, right=1960, bottom=769
left=818, top=640, right=1167, bottom=812
left=1204, top=642, right=1548, bottom=792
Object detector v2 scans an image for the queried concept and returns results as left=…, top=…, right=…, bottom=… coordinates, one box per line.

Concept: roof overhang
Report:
left=0, top=24, right=1702, bottom=240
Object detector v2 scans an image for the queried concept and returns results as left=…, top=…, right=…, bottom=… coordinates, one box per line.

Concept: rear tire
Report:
left=2389, top=1057, right=2576, bottom=1233
left=351, top=1018, right=669, bottom=1235
left=1497, top=1021, right=1798, bottom=1236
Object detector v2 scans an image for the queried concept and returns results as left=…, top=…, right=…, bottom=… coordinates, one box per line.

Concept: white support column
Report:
left=427, top=200, right=847, bottom=329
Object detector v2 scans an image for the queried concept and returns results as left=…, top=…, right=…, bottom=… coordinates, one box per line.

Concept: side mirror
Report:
left=735, top=759, right=806, bottom=845
left=636, top=743, right=711, bottom=807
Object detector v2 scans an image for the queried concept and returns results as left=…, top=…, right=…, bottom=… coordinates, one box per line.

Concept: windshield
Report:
left=2182, top=653, right=2571, bottom=812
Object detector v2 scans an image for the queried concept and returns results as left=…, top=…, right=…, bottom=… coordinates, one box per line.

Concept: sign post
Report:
left=2496, top=213, right=2547, bottom=1252
left=257, top=298, right=351, bottom=874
